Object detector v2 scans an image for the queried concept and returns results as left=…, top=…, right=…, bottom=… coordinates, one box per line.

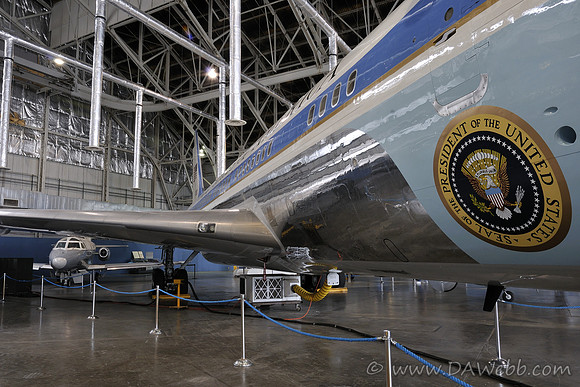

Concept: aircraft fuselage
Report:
left=192, top=0, right=580, bottom=289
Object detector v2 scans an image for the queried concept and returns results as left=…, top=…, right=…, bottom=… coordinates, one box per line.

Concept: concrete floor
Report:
left=0, top=272, right=579, bottom=386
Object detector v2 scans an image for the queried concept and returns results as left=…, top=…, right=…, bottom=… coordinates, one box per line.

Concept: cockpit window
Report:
left=56, top=241, right=66, bottom=248
left=68, top=242, right=81, bottom=249
left=346, top=70, right=357, bottom=96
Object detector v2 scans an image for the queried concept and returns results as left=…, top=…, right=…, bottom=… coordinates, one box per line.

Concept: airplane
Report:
left=33, top=236, right=161, bottom=286
left=0, top=0, right=578, bottom=310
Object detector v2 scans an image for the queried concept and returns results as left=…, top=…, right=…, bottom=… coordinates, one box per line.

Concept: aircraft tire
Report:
left=300, top=274, right=323, bottom=292
left=152, top=268, right=166, bottom=291
left=174, top=269, right=189, bottom=294
left=332, top=272, right=346, bottom=288
left=502, top=290, right=514, bottom=302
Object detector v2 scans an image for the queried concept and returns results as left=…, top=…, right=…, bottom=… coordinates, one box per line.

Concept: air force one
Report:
left=0, top=0, right=578, bottom=306
left=33, top=236, right=161, bottom=285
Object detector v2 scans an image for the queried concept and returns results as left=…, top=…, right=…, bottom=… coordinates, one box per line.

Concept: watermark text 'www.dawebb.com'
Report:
left=366, top=359, right=572, bottom=378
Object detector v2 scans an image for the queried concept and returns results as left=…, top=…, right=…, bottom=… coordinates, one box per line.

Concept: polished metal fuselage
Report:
left=194, top=0, right=580, bottom=290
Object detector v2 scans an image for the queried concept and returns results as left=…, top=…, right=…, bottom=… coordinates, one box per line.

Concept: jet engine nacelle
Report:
left=97, top=247, right=110, bottom=261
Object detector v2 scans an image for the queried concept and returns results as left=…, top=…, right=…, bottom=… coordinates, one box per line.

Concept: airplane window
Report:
left=56, top=242, right=66, bottom=248
left=68, top=242, right=81, bottom=249
left=319, top=95, right=328, bottom=117
left=445, top=8, right=454, bottom=21
left=267, top=141, right=273, bottom=157
left=307, top=105, right=315, bottom=125
left=331, top=83, right=341, bottom=107
left=346, top=70, right=357, bottom=96
left=80, top=243, right=85, bottom=249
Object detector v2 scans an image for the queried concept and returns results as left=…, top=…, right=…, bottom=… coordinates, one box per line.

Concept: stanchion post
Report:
left=489, top=300, right=507, bottom=374
left=384, top=330, right=392, bottom=387
left=1, top=272, right=6, bottom=303
left=37, top=275, right=46, bottom=311
left=87, top=280, right=98, bottom=320
left=150, top=285, right=162, bottom=335
left=234, top=292, right=253, bottom=367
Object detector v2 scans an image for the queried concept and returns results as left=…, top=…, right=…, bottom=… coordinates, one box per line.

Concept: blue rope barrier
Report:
left=44, top=278, right=92, bottom=289
left=5, top=274, right=41, bottom=283
left=501, top=300, right=580, bottom=309
left=158, top=289, right=239, bottom=304
left=392, top=340, right=473, bottom=387
left=244, top=300, right=381, bottom=342
left=95, top=283, right=155, bottom=295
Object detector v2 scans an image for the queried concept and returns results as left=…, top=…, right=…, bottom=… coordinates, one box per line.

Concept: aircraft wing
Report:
left=0, top=208, right=281, bottom=260
left=87, top=261, right=162, bottom=271
left=33, top=263, right=53, bottom=270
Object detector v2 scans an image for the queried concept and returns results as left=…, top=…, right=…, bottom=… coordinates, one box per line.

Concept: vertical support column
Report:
left=217, top=66, right=226, bottom=177
left=87, top=280, right=98, bottom=319
left=328, top=34, right=337, bottom=71
left=87, top=0, right=106, bottom=151
left=489, top=301, right=508, bottom=373
left=38, top=93, right=50, bottom=192
left=0, top=38, right=14, bottom=170
left=133, top=89, right=143, bottom=190
left=1, top=272, right=6, bottom=303
left=150, top=285, right=162, bottom=335
left=234, top=293, right=253, bottom=367
left=226, top=0, right=246, bottom=127
left=37, top=275, right=46, bottom=311
left=384, top=330, right=392, bottom=387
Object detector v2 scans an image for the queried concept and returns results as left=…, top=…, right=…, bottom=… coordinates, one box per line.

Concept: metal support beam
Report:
left=0, top=38, right=14, bottom=170
left=133, top=89, right=143, bottom=190
left=88, top=0, right=107, bottom=151
left=226, top=0, right=246, bottom=127
left=292, top=0, right=351, bottom=54
left=217, top=66, right=227, bottom=176
left=107, top=0, right=292, bottom=108
left=0, top=31, right=216, bottom=121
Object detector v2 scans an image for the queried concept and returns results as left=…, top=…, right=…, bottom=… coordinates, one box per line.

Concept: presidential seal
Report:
left=434, top=106, right=571, bottom=251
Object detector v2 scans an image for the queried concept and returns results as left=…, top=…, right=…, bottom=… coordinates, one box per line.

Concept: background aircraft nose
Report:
left=51, top=257, right=68, bottom=270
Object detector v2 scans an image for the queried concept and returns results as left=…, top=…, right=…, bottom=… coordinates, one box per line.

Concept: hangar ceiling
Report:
left=0, top=0, right=400, bottom=209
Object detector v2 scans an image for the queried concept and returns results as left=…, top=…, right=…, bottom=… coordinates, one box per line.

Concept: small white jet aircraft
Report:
left=33, top=236, right=161, bottom=285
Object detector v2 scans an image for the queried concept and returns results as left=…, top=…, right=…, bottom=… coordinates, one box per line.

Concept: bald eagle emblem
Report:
left=461, top=149, right=524, bottom=220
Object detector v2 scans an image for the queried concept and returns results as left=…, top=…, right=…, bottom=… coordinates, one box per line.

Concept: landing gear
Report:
left=502, top=290, right=514, bottom=302
left=153, top=246, right=188, bottom=295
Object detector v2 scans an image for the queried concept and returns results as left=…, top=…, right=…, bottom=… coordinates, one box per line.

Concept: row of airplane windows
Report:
left=210, top=140, right=274, bottom=198
left=202, top=68, right=357, bottom=204
left=307, top=69, right=357, bottom=126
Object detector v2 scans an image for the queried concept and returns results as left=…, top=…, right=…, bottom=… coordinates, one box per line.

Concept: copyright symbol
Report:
left=367, top=361, right=383, bottom=375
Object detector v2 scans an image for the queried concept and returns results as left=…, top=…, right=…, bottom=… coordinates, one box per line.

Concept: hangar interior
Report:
left=0, top=0, right=398, bottom=212
left=1, top=1, right=580, bottom=386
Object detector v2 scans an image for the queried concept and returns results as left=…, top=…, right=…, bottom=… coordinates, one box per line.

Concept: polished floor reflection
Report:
left=0, top=272, right=579, bottom=386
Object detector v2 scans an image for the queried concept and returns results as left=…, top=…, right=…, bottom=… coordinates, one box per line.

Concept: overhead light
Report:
left=207, top=68, right=218, bottom=79
left=53, top=57, right=65, bottom=66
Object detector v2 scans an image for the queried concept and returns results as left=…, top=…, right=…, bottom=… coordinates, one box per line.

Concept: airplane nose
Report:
left=51, top=257, right=68, bottom=270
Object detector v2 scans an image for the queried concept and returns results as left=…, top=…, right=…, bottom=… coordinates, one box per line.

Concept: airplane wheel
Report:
left=152, top=268, right=166, bottom=291
left=502, top=290, right=514, bottom=302
left=300, top=274, right=322, bottom=292
left=174, top=269, right=189, bottom=294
